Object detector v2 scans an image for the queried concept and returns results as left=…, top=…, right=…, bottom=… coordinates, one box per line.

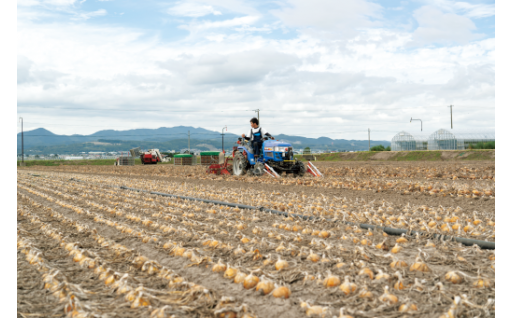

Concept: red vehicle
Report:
left=140, top=149, right=163, bottom=165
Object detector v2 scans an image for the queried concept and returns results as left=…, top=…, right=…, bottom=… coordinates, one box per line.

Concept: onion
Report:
left=305, top=305, right=328, bottom=317
left=396, top=236, right=408, bottom=244
left=473, top=275, right=491, bottom=289
left=445, top=271, right=463, bottom=284
left=272, top=286, right=291, bottom=299
left=303, top=272, right=315, bottom=282
left=339, top=276, right=357, bottom=295
left=275, top=257, right=289, bottom=271
left=391, top=244, right=402, bottom=254
left=173, top=246, right=186, bottom=257
left=358, top=286, right=373, bottom=299
left=398, top=303, right=418, bottom=312
left=234, top=272, right=247, bottom=284
left=358, top=268, right=374, bottom=280
left=212, top=259, right=227, bottom=273
left=322, top=271, right=341, bottom=288
left=390, top=257, right=408, bottom=269
left=255, top=276, right=274, bottom=295
left=375, top=239, right=389, bottom=251
left=318, top=230, right=330, bottom=238
left=425, top=240, right=436, bottom=248
left=393, top=279, right=404, bottom=290
left=233, top=245, right=246, bottom=255
left=223, top=264, right=237, bottom=280
left=375, top=269, right=390, bottom=281
left=307, top=250, right=320, bottom=263
left=243, top=273, right=260, bottom=289
left=130, top=292, right=150, bottom=308
left=379, top=286, right=398, bottom=305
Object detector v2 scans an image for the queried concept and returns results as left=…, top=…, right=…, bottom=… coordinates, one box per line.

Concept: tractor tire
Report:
left=253, top=162, right=265, bottom=176
left=233, top=152, right=248, bottom=176
left=293, top=161, right=306, bottom=177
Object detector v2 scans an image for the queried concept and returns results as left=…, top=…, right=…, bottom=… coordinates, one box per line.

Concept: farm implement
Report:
left=207, top=138, right=322, bottom=177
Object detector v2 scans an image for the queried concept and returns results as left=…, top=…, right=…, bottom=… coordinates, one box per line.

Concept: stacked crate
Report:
left=200, top=151, right=220, bottom=166
left=174, top=154, right=195, bottom=165
left=117, top=157, right=135, bottom=166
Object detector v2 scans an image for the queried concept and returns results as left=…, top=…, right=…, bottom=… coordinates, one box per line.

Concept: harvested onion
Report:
left=445, top=271, right=463, bottom=284
left=340, top=276, right=357, bottom=295
left=255, top=276, right=274, bottom=295
left=322, top=271, right=341, bottom=288
left=379, top=286, right=398, bottom=305
left=243, top=273, right=260, bottom=289
left=272, top=286, right=291, bottom=299
left=212, top=259, right=227, bottom=273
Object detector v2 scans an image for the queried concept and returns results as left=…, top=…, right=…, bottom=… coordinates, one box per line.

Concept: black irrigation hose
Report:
left=24, top=175, right=496, bottom=250
left=119, top=186, right=495, bottom=250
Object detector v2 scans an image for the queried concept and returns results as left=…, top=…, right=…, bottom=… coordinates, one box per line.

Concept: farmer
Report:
left=242, top=117, right=274, bottom=157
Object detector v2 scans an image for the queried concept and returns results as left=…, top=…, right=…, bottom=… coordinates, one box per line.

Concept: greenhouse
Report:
left=390, top=131, right=429, bottom=151
left=427, top=129, right=495, bottom=150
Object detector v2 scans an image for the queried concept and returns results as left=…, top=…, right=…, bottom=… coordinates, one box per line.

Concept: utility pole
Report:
left=410, top=118, right=423, bottom=131
left=253, top=109, right=260, bottom=123
left=188, top=130, right=190, bottom=153
left=448, top=105, right=453, bottom=129
left=368, top=128, right=370, bottom=151
left=19, top=117, right=24, bottom=166
left=221, top=126, right=227, bottom=153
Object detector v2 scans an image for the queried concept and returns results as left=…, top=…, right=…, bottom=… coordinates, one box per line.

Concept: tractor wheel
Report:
left=253, top=162, right=265, bottom=176
left=233, top=152, right=248, bottom=176
left=293, top=161, right=306, bottom=177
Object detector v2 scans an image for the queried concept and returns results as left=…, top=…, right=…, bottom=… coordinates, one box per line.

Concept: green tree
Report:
left=370, top=145, right=386, bottom=151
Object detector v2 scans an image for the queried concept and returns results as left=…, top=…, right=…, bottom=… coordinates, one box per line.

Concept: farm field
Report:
left=17, top=161, right=495, bottom=317
left=296, top=150, right=495, bottom=162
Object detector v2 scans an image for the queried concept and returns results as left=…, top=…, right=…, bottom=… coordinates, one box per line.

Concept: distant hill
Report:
left=17, top=127, right=390, bottom=154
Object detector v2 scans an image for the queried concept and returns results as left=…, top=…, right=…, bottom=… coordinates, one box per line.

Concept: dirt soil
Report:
left=17, top=161, right=495, bottom=318
left=25, top=166, right=494, bottom=215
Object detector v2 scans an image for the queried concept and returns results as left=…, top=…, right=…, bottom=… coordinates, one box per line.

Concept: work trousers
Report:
left=251, top=140, right=262, bottom=156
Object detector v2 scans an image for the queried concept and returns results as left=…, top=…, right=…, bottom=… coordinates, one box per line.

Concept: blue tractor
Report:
left=232, top=137, right=306, bottom=177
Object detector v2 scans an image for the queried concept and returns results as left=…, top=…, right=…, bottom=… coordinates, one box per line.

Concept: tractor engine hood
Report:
left=263, top=140, right=293, bottom=151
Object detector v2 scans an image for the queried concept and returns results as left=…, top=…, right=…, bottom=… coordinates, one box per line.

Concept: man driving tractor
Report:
left=241, top=118, right=274, bottom=157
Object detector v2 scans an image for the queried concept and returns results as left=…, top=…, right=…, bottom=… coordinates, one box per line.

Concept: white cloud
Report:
left=271, top=0, right=382, bottom=37
left=16, top=1, right=494, bottom=139
left=167, top=2, right=222, bottom=17
left=452, top=2, right=495, bottom=18
left=179, top=15, right=259, bottom=32
left=159, top=49, right=299, bottom=85
left=412, top=6, right=478, bottom=44
left=71, top=9, right=107, bottom=20
left=420, top=0, right=495, bottom=18
left=190, top=0, right=260, bottom=16
left=18, top=0, right=78, bottom=6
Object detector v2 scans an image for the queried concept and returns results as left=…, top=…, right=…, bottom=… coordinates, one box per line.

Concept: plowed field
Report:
left=17, top=161, right=495, bottom=317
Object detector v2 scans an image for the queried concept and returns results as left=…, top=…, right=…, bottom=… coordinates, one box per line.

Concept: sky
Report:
left=16, top=0, right=495, bottom=140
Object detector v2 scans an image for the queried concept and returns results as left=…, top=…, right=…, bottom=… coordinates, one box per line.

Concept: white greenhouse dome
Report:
left=427, top=129, right=495, bottom=150
left=391, top=131, right=429, bottom=151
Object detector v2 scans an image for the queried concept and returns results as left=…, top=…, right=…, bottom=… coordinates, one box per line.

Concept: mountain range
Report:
left=17, top=126, right=391, bottom=154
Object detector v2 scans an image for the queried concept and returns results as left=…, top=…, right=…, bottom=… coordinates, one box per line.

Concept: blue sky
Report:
left=17, top=0, right=495, bottom=140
